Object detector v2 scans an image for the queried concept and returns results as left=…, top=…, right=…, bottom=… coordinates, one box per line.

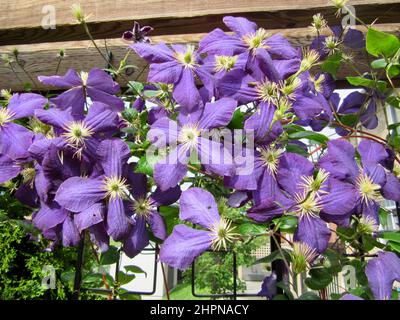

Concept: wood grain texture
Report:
left=1, top=24, right=399, bottom=91
left=1, top=0, right=400, bottom=45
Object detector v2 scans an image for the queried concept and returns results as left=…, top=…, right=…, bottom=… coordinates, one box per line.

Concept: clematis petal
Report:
left=198, top=28, right=245, bottom=56
left=277, top=152, right=314, bottom=196
left=131, top=42, right=175, bottom=63
left=0, top=154, right=21, bottom=183
left=258, top=272, right=278, bottom=299
left=74, top=203, right=104, bottom=232
left=218, top=69, right=258, bottom=104
left=97, top=138, right=131, bottom=177
left=294, top=216, right=331, bottom=254
left=159, top=224, right=212, bottom=270
left=86, top=87, right=124, bottom=112
left=265, top=34, right=299, bottom=59
left=7, top=93, right=48, bottom=119
left=148, top=61, right=183, bottom=83
left=340, top=294, right=364, bottom=300
left=89, top=222, right=110, bottom=253
left=55, top=176, right=105, bottom=212
left=321, top=178, right=357, bottom=217
left=85, top=102, right=119, bottom=133
left=382, top=172, right=400, bottom=202
left=198, top=98, right=237, bottom=129
left=147, top=117, right=179, bottom=148
left=223, top=16, right=257, bottom=37
left=33, top=202, right=68, bottom=231
left=151, top=185, right=181, bottom=206
left=35, top=107, right=75, bottom=129
left=87, top=68, right=120, bottom=94
left=38, top=69, right=82, bottom=88
left=50, top=87, right=86, bottom=116
left=366, top=251, right=400, bottom=300
left=179, top=187, right=220, bottom=229
left=173, top=68, right=201, bottom=112
left=122, top=216, right=149, bottom=258
left=106, top=198, right=131, bottom=241
left=62, top=215, right=81, bottom=247
left=148, top=210, right=167, bottom=240
left=0, top=123, right=34, bottom=160
left=358, top=140, right=388, bottom=166
left=153, top=145, right=189, bottom=191
left=318, top=139, right=359, bottom=182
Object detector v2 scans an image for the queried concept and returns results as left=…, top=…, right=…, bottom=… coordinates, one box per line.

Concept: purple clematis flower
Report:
left=123, top=21, right=153, bottom=43
left=122, top=173, right=181, bottom=258
left=247, top=152, right=356, bottom=253
left=319, top=139, right=400, bottom=224
left=55, top=138, right=136, bottom=241
left=0, top=93, right=47, bottom=160
left=258, top=272, right=278, bottom=299
left=35, top=102, right=120, bottom=159
left=159, top=187, right=238, bottom=270
left=131, top=42, right=213, bottom=112
left=199, top=16, right=298, bottom=79
left=38, top=68, right=124, bottom=116
left=148, top=98, right=237, bottom=191
left=365, top=251, right=400, bottom=300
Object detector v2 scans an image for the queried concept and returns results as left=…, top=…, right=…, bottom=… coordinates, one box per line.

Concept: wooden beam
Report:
left=1, top=24, right=399, bottom=91
left=1, top=0, right=399, bottom=45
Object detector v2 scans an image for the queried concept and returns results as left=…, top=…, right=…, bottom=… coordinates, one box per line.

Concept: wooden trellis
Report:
left=0, top=0, right=399, bottom=91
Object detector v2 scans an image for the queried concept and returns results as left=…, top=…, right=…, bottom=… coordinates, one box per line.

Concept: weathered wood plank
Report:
left=1, top=0, right=399, bottom=45
left=1, top=24, right=399, bottom=91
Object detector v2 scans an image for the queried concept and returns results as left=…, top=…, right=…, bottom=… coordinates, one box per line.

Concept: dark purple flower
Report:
left=148, top=98, right=237, bottom=191
left=122, top=175, right=181, bottom=258
left=38, top=69, right=124, bottom=116
left=0, top=93, right=47, bottom=160
left=123, top=21, right=153, bottom=43
left=55, top=138, right=135, bottom=241
left=35, top=102, right=120, bottom=159
left=340, top=294, right=364, bottom=300
left=131, top=43, right=213, bottom=112
left=365, top=251, right=400, bottom=300
left=159, top=187, right=238, bottom=270
left=258, top=272, right=278, bottom=299
left=319, top=139, right=400, bottom=224
left=248, top=152, right=356, bottom=253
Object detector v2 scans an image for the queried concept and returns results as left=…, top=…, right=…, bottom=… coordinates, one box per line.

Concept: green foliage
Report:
left=366, top=28, right=400, bottom=58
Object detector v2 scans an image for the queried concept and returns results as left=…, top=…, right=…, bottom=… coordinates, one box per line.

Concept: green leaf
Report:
left=143, top=90, right=160, bottom=98
left=227, top=109, right=244, bottom=129
left=298, top=292, right=321, bottom=300
left=117, top=271, right=136, bottom=285
left=379, top=231, right=400, bottom=243
left=82, top=273, right=104, bottom=287
left=283, top=124, right=305, bottom=134
left=286, top=144, right=309, bottom=156
left=100, top=246, right=120, bottom=265
left=277, top=281, right=294, bottom=300
left=158, top=205, right=180, bottom=235
left=237, top=222, right=266, bottom=235
left=135, top=154, right=162, bottom=176
left=119, top=290, right=142, bottom=300
left=388, top=241, right=400, bottom=254
left=387, top=96, right=400, bottom=109
left=124, top=265, right=147, bottom=276
left=288, top=131, right=329, bottom=144
left=321, top=53, right=342, bottom=78
left=366, top=28, right=400, bottom=57
left=274, top=215, right=298, bottom=233
left=305, top=268, right=333, bottom=290
left=346, top=76, right=387, bottom=92
left=128, top=81, right=144, bottom=94
left=371, top=58, right=387, bottom=69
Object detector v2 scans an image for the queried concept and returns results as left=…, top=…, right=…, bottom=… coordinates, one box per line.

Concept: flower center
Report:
left=174, top=45, right=197, bottom=68
left=356, top=173, right=382, bottom=205
left=21, top=167, right=36, bottom=186
left=259, top=147, right=284, bottom=174
left=209, top=218, right=238, bottom=251
left=63, top=121, right=94, bottom=147
left=256, top=80, right=278, bottom=104
left=242, top=28, right=270, bottom=51
left=132, top=198, right=152, bottom=218
left=103, top=176, right=129, bottom=200
left=298, top=169, right=329, bottom=194
left=279, top=77, right=302, bottom=100
left=80, top=71, right=89, bottom=86
left=0, top=108, right=14, bottom=127
left=299, top=49, right=320, bottom=72
left=291, top=242, right=317, bottom=274
left=310, top=74, right=326, bottom=93
left=294, top=192, right=323, bottom=218
left=178, top=124, right=200, bottom=151
left=214, top=55, right=238, bottom=72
